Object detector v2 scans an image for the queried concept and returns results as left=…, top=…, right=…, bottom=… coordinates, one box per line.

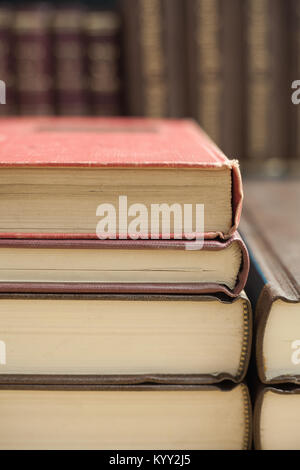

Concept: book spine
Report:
left=122, top=0, right=186, bottom=117
left=244, top=0, right=289, bottom=175
left=53, top=6, right=88, bottom=116
left=137, top=0, right=168, bottom=116
left=120, top=0, right=144, bottom=115
left=161, top=0, right=187, bottom=117
left=289, top=0, right=300, bottom=174
left=186, top=0, right=223, bottom=146
left=0, top=6, right=15, bottom=115
left=220, top=0, right=244, bottom=159
left=84, top=10, right=121, bottom=116
left=14, top=5, right=54, bottom=115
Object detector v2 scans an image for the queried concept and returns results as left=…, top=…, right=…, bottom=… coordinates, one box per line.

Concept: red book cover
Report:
left=0, top=117, right=243, bottom=239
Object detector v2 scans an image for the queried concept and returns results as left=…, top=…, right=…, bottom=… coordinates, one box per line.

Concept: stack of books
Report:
left=0, top=117, right=252, bottom=449
left=240, top=180, right=300, bottom=450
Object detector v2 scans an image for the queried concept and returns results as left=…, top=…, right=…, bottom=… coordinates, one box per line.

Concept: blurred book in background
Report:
left=185, top=0, right=244, bottom=159
left=121, top=0, right=187, bottom=117
left=85, top=9, right=122, bottom=115
left=244, top=0, right=289, bottom=177
left=289, top=0, right=300, bottom=175
left=0, top=5, right=15, bottom=115
left=14, top=3, right=54, bottom=115
left=53, top=4, right=88, bottom=115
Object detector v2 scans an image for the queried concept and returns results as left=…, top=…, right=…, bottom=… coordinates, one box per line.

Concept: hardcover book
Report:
left=240, top=180, right=300, bottom=384
left=0, top=235, right=249, bottom=297
left=254, top=386, right=300, bottom=450
left=121, top=0, right=187, bottom=117
left=289, top=0, right=300, bottom=173
left=0, top=117, right=243, bottom=240
left=84, top=10, right=121, bottom=116
left=14, top=4, right=54, bottom=115
left=53, top=5, right=88, bottom=116
left=185, top=0, right=244, bottom=156
left=0, top=291, right=251, bottom=383
left=0, top=383, right=251, bottom=450
left=243, top=0, right=289, bottom=173
left=0, top=5, right=14, bottom=115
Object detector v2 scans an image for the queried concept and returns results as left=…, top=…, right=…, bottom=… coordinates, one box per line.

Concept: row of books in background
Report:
left=1, top=0, right=300, bottom=175
left=0, top=2, right=121, bottom=116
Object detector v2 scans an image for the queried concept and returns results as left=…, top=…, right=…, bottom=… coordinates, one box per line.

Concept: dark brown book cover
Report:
left=120, top=0, right=187, bottom=117
left=84, top=10, right=122, bottom=116
left=0, top=291, right=252, bottom=385
left=0, top=5, right=15, bottom=115
left=220, top=0, right=245, bottom=159
left=53, top=5, right=88, bottom=116
left=288, top=0, right=300, bottom=175
left=243, top=0, right=289, bottom=175
left=240, top=180, right=300, bottom=384
left=14, top=4, right=54, bottom=115
left=0, top=234, right=249, bottom=297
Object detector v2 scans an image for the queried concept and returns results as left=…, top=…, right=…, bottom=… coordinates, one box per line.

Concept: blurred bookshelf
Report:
left=0, top=0, right=299, bottom=177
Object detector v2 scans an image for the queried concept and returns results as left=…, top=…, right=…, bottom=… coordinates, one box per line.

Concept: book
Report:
left=53, top=5, right=88, bottom=116
left=0, top=5, right=15, bottom=115
left=219, top=0, right=244, bottom=159
left=254, top=385, right=300, bottom=450
left=121, top=0, right=187, bottom=117
left=243, top=0, right=289, bottom=175
left=84, top=9, right=122, bottom=116
left=0, top=383, right=251, bottom=450
left=0, top=291, right=251, bottom=382
left=0, top=117, right=243, bottom=240
left=288, top=0, right=300, bottom=175
left=14, top=4, right=54, bottom=115
left=239, top=179, right=300, bottom=384
left=185, top=0, right=244, bottom=156
left=0, top=235, right=249, bottom=297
